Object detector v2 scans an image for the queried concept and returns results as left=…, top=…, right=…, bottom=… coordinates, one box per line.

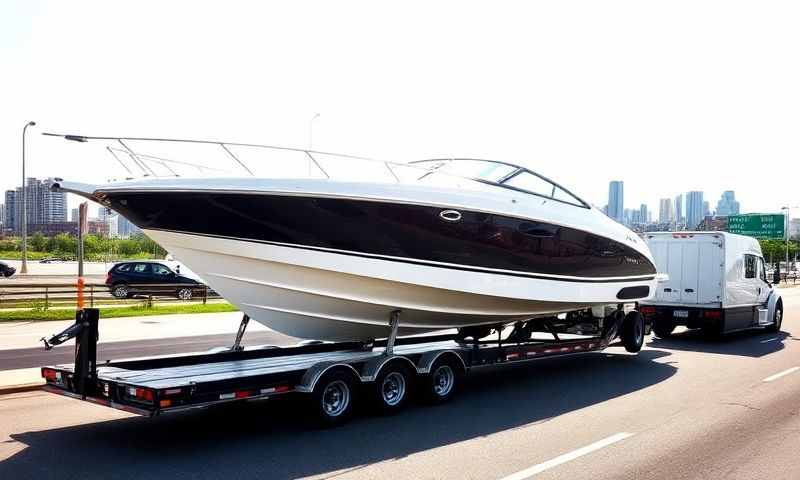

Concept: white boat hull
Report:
left=147, top=229, right=655, bottom=341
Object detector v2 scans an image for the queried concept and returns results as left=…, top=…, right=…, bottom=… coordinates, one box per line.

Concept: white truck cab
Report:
left=640, top=232, right=783, bottom=337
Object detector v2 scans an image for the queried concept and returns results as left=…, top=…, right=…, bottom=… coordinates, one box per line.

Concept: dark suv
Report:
left=0, top=261, right=16, bottom=278
left=106, top=262, right=204, bottom=300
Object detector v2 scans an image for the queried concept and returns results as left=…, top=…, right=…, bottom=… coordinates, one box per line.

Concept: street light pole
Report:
left=20, top=121, right=35, bottom=274
left=781, top=206, right=797, bottom=279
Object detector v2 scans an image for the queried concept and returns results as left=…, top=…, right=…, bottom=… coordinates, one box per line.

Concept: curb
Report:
left=0, top=381, right=44, bottom=395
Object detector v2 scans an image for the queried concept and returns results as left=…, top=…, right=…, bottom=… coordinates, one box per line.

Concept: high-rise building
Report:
left=639, top=204, right=648, bottom=225
left=674, top=194, right=684, bottom=224
left=658, top=198, right=674, bottom=223
left=0, top=203, right=4, bottom=229
left=98, top=207, right=112, bottom=222
left=4, top=190, right=17, bottom=232
left=686, top=191, right=704, bottom=230
left=6, top=178, right=68, bottom=234
left=703, top=201, right=710, bottom=217
left=715, top=191, right=740, bottom=216
left=116, top=215, right=141, bottom=238
left=608, top=181, right=624, bottom=222
left=790, top=218, right=800, bottom=240
left=623, top=208, right=632, bottom=225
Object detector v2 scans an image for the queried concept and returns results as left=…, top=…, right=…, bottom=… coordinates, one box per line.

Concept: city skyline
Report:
left=602, top=179, right=787, bottom=232
left=1, top=177, right=140, bottom=238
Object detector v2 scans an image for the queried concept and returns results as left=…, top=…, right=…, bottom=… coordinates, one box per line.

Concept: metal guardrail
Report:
left=0, top=282, right=220, bottom=310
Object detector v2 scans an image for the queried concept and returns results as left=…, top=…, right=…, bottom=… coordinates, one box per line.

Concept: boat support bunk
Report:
left=40, top=306, right=647, bottom=426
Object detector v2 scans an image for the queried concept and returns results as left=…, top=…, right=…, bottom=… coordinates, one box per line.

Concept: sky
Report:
left=1, top=1, right=799, bottom=218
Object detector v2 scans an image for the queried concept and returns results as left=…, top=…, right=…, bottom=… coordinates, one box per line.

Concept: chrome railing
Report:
left=42, top=133, right=590, bottom=208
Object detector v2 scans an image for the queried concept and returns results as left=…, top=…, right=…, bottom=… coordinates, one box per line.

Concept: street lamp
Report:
left=781, top=206, right=798, bottom=279
left=20, top=121, right=36, bottom=274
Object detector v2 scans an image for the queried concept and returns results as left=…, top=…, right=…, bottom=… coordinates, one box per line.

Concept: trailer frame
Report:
left=40, top=306, right=645, bottom=424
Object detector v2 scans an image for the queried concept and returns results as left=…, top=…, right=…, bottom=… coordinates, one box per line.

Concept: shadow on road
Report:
left=647, top=328, right=792, bottom=358
left=1, top=349, right=675, bottom=480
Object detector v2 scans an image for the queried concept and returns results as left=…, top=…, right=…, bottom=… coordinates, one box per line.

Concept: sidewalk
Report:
left=0, top=310, right=266, bottom=393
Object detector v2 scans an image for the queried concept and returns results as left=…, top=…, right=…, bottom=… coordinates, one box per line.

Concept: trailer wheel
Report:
left=767, top=302, right=783, bottom=333
left=311, top=370, right=357, bottom=427
left=652, top=318, right=675, bottom=338
left=621, top=311, right=645, bottom=353
left=423, top=356, right=462, bottom=404
left=371, top=363, right=413, bottom=414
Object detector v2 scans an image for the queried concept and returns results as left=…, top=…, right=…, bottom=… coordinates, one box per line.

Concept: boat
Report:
left=47, top=134, right=657, bottom=341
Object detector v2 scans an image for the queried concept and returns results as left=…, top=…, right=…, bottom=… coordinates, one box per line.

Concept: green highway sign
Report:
left=728, top=214, right=785, bottom=239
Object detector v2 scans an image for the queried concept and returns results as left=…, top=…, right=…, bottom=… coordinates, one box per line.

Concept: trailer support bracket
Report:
left=231, top=314, right=250, bottom=351
left=385, top=310, right=401, bottom=356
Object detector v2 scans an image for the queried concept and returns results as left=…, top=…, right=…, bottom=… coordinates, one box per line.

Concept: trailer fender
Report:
left=767, top=291, right=782, bottom=322
left=417, top=350, right=467, bottom=375
left=361, top=355, right=417, bottom=382
left=295, top=361, right=361, bottom=393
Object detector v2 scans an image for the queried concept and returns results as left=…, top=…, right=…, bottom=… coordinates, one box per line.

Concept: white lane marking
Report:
left=760, top=337, right=779, bottom=343
left=498, top=432, right=634, bottom=480
left=763, top=367, right=800, bottom=383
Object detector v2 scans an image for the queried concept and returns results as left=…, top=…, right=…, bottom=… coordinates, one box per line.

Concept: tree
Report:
left=30, top=232, right=47, bottom=252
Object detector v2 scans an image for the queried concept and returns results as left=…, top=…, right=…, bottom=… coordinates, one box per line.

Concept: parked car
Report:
left=106, top=261, right=206, bottom=299
left=0, top=261, right=16, bottom=278
left=40, top=256, right=73, bottom=263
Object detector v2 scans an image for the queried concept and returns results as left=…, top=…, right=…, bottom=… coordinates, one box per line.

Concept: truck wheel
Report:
left=311, top=370, right=357, bottom=427
left=767, top=302, right=783, bottom=333
left=621, top=311, right=645, bottom=353
left=423, top=356, right=462, bottom=404
left=652, top=318, right=675, bottom=338
left=372, top=363, right=413, bottom=414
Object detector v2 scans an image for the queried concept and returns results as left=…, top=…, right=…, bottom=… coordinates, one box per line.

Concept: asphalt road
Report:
left=1, top=290, right=798, bottom=480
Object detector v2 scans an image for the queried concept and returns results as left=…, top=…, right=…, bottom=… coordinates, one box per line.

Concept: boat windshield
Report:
left=411, top=159, right=589, bottom=208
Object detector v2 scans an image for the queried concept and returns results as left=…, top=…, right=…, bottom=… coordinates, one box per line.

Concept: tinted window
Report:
left=115, top=264, right=131, bottom=272
left=758, top=257, right=767, bottom=283
left=133, top=263, right=151, bottom=274
left=744, top=254, right=756, bottom=279
left=504, top=172, right=554, bottom=197
left=152, top=264, right=173, bottom=276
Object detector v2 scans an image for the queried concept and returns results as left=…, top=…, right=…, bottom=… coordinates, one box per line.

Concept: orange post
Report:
left=77, top=277, right=85, bottom=310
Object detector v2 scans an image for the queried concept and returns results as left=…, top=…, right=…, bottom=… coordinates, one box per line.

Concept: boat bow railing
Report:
left=42, top=133, right=589, bottom=208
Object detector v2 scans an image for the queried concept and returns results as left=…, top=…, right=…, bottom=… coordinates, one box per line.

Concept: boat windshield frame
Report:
left=409, top=158, right=591, bottom=209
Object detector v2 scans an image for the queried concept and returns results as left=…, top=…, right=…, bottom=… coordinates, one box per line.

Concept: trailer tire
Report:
left=652, top=318, right=675, bottom=338
left=371, top=363, right=413, bottom=414
left=767, top=301, right=783, bottom=333
left=422, top=356, right=462, bottom=404
left=311, top=370, right=358, bottom=427
left=621, top=311, right=645, bottom=353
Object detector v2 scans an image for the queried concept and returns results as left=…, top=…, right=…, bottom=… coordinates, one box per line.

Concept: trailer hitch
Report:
left=41, top=308, right=100, bottom=397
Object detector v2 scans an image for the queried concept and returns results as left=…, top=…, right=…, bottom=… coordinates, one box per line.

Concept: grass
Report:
left=0, top=302, right=238, bottom=322
left=0, top=251, right=158, bottom=261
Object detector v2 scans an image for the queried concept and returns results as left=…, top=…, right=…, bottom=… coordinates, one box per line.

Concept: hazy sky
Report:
left=2, top=1, right=798, bottom=217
